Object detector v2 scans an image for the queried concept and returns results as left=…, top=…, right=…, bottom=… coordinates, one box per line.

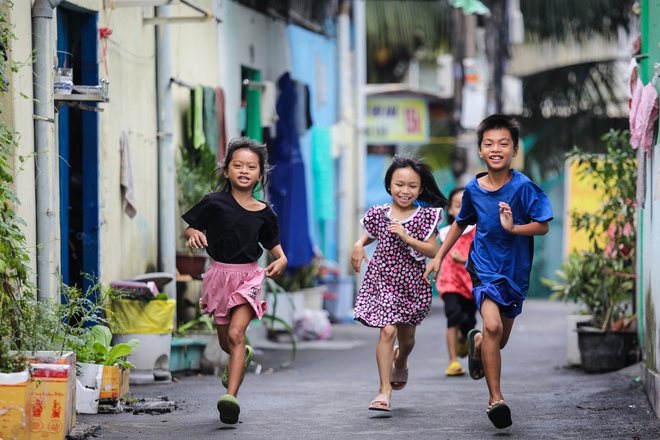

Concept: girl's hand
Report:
left=388, top=220, right=409, bottom=243
left=265, top=257, right=287, bottom=279
left=351, top=244, right=369, bottom=273
left=188, top=230, right=208, bottom=249
left=499, top=202, right=514, bottom=232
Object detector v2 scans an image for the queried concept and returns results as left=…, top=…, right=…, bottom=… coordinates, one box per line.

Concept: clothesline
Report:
left=242, top=78, right=266, bottom=89
left=170, top=77, right=195, bottom=90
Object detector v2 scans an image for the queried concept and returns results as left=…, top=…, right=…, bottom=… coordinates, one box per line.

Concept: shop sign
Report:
left=366, top=97, right=429, bottom=144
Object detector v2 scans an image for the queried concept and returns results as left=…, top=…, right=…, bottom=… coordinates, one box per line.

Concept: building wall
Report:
left=2, top=1, right=37, bottom=279
left=640, top=0, right=660, bottom=418
left=217, top=1, right=291, bottom=141
left=95, top=7, right=160, bottom=282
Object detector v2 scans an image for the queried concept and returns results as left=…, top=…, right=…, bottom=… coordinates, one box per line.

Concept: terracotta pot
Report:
left=176, top=253, right=208, bottom=277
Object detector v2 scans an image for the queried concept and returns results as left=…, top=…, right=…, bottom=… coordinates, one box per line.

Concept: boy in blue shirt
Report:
left=424, top=114, right=553, bottom=429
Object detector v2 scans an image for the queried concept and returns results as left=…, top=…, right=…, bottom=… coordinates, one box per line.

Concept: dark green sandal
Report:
left=222, top=345, right=255, bottom=388
left=467, top=329, right=485, bottom=380
left=217, top=393, right=240, bottom=424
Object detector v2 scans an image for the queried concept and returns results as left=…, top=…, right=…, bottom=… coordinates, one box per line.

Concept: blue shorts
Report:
left=472, top=279, right=524, bottom=319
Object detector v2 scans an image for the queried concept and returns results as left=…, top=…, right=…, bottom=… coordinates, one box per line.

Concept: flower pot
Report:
left=577, top=327, right=637, bottom=373
left=169, top=338, right=208, bottom=374
left=25, top=351, right=77, bottom=439
left=75, top=362, right=103, bottom=414
left=0, top=369, right=31, bottom=440
left=176, top=252, right=209, bottom=277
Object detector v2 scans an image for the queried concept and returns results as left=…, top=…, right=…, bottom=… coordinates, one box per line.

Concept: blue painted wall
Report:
left=287, top=25, right=339, bottom=260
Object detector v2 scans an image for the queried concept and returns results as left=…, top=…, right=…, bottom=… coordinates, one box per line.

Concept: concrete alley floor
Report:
left=74, top=299, right=660, bottom=440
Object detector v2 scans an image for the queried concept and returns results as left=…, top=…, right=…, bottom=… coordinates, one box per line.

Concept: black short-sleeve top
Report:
left=181, top=192, right=281, bottom=264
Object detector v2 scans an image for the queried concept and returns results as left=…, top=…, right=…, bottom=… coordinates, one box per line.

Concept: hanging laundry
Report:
left=188, top=85, right=206, bottom=150
left=293, top=80, right=313, bottom=137
left=630, top=82, right=658, bottom=157
left=120, top=130, right=137, bottom=218
left=260, top=80, right=279, bottom=128
left=216, top=87, right=228, bottom=161
left=203, top=86, right=218, bottom=157
left=311, top=127, right=335, bottom=221
left=268, top=72, right=315, bottom=269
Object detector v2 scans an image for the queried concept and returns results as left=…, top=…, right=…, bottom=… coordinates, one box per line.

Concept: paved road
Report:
left=76, top=299, right=660, bottom=439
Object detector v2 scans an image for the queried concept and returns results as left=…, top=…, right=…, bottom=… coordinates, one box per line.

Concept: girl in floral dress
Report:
left=351, top=155, right=448, bottom=412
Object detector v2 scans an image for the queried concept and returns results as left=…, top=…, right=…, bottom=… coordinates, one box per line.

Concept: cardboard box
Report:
left=26, top=352, right=76, bottom=440
left=0, top=370, right=32, bottom=440
left=99, top=366, right=129, bottom=400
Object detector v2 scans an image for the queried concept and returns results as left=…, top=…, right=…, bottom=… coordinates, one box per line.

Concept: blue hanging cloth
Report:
left=268, top=72, right=315, bottom=268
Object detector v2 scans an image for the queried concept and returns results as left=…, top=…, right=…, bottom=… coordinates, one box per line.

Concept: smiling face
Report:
left=389, top=166, right=422, bottom=211
left=448, top=190, right=463, bottom=219
left=223, top=148, right=262, bottom=191
left=478, top=127, right=518, bottom=172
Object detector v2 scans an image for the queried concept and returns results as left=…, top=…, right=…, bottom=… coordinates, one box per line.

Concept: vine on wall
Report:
left=0, top=0, right=38, bottom=370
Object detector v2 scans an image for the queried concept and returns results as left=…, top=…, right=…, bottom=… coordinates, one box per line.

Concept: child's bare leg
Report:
left=446, top=326, right=459, bottom=364
left=224, top=304, right=254, bottom=397
left=217, top=324, right=230, bottom=354
left=394, top=323, right=416, bottom=369
left=376, top=325, right=397, bottom=394
left=478, top=298, right=514, bottom=405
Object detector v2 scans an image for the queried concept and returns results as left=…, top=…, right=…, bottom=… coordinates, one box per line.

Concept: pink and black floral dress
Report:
left=354, top=204, right=442, bottom=327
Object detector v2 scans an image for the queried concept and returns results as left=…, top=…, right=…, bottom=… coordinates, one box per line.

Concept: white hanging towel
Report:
left=120, top=130, right=137, bottom=218
left=260, top=80, right=279, bottom=127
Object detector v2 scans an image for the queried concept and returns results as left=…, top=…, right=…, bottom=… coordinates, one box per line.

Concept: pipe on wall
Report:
left=155, top=6, right=177, bottom=300
left=32, top=0, right=64, bottom=301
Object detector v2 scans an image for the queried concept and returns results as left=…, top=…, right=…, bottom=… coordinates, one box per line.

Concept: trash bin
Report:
left=322, top=276, right=355, bottom=323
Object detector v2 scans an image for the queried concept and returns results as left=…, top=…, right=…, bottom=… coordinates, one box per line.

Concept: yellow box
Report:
left=26, top=352, right=76, bottom=440
left=0, top=370, right=32, bottom=440
left=99, top=366, right=130, bottom=400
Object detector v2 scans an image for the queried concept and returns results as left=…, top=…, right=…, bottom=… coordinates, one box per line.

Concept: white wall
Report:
left=3, top=0, right=36, bottom=278
left=95, top=8, right=160, bottom=282
left=217, top=1, right=291, bottom=140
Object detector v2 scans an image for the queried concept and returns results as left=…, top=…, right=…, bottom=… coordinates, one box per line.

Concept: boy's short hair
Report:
left=477, top=114, right=520, bottom=148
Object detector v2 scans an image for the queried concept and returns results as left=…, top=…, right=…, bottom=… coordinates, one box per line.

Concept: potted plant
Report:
left=542, top=129, right=638, bottom=373
left=0, top=343, right=32, bottom=440
left=175, top=142, right=216, bottom=277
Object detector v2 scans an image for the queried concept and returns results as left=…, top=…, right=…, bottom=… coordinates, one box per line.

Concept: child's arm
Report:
left=389, top=220, right=438, bottom=258
left=351, top=233, right=375, bottom=273
left=423, top=222, right=468, bottom=284
left=265, top=245, right=287, bottom=279
left=499, top=202, right=550, bottom=236
left=184, top=227, right=208, bottom=249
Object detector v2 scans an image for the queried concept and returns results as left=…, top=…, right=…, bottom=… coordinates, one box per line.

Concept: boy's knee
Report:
left=482, top=320, right=503, bottom=339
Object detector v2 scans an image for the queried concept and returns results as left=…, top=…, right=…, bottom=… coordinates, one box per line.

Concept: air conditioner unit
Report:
left=104, top=0, right=180, bottom=7
left=436, top=54, right=454, bottom=99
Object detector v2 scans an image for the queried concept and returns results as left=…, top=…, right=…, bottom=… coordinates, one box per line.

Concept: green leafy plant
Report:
left=0, top=341, right=30, bottom=374
left=174, top=313, right=215, bottom=337
left=273, top=258, right=321, bottom=292
left=543, top=250, right=634, bottom=330
left=176, top=143, right=217, bottom=216
left=542, top=129, right=636, bottom=331
left=0, top=1, right=40, bottom=373
left=76, top=325, right=140, bottom=368
left=262, top=278, right=297, bottom=369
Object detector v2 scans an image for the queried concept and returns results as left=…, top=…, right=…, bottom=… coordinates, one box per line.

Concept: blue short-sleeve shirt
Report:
left=456, top=170, right=553, bottom=297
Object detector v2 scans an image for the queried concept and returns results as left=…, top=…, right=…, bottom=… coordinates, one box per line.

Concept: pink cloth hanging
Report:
left=630, top=81, right=658, bottom=157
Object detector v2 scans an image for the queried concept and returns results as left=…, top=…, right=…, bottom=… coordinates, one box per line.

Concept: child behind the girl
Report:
left=182, top=137, right=288, bottom=425
left=351, top=155, right=448, bottom=412
left=437, top=187, right=477, bottom=377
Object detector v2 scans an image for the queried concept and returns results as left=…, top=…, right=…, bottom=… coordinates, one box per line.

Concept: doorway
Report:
left=57, top=7, right=100, bottom=293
